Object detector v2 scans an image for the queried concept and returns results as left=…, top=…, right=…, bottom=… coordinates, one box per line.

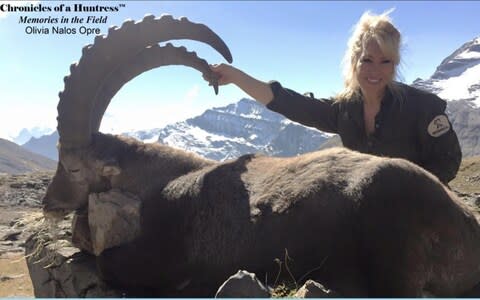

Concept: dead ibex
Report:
left=43, top=14, right=480, bottom=297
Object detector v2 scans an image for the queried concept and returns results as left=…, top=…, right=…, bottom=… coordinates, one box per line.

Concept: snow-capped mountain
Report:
left=29, top=99, right=331, bottom=162
left=413, top=37, right=480, bottom=107
left=412, top=36, right=480, bottom=157
left=12, top=127, right=55, bottom=145
left=126, top=99, right=331, bottom=161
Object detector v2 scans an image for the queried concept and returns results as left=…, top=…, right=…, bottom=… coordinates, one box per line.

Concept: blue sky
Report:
left=0, top=1, right=479, bottom=140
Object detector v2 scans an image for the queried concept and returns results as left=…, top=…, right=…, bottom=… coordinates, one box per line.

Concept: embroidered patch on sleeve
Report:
left=427, top=115, right=451, bottom=137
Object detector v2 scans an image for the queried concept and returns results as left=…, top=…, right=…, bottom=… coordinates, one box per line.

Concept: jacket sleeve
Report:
left=266, top=81, right=339, bottom=133
left=417, top=95, right=462, bottom=184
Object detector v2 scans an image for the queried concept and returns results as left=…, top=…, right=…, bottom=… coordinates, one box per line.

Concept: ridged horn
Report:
left=57, top=14, right=232, bottom=149
left=91, top=43, right=219, bottom=132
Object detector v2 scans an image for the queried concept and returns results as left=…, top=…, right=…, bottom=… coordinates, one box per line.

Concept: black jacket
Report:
left=267, top=81, right=462, bottom=184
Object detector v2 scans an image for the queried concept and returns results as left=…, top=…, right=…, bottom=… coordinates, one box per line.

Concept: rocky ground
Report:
left=0, top=171, right=52, bottom=297
left=0, top=172, right=51, bottom=256
left=0, top=157, right=479, bottom=297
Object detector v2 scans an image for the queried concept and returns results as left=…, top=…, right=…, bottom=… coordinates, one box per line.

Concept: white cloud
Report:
left=100, top=105, right=179, bottom=134
left=183, top=84, right=200, bottom=102
left=0, top=102, right=56, bottom=141
left=0, top=1, right=40, bottom=19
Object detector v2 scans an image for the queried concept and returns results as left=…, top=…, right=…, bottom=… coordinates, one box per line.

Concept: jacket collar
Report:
left=348, top=86, right=395, bottom=131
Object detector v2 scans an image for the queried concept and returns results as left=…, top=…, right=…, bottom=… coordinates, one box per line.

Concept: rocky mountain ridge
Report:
left=0, top=139, right=56, bottom=174
left=12, top=127, right=54, bottom=146
left=150, top=99, right=330, bottom=161
left=22, top=131, right=59, bottom=161
left=412, top=36, right=480, bottom=157
left=413, top=37, right=480, bottom=105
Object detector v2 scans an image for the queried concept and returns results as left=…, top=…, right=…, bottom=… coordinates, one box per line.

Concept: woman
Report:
left=208, top=10, right=461, bottom=184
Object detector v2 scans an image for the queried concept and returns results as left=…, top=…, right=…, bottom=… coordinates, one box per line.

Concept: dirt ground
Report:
left=0, top=172, right=47, bottom=298
left=0, top=206, right=39, bottom=298
left=0, top=252, right=33, bottom=297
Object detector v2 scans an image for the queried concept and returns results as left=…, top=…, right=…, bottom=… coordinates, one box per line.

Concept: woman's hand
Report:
left=207, top=63, right=239, bottom=86
left=205, top=63, right=274, bottom=105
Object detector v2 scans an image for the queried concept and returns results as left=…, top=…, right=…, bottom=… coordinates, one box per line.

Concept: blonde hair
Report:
left=336, top=9, right=404, bottom=102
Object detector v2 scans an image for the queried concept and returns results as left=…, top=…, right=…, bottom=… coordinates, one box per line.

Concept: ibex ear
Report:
left=101, top=160, right=121, bottom=177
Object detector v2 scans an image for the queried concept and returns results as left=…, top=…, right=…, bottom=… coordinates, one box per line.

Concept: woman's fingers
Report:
left=207, top=63, right=231, bottom=85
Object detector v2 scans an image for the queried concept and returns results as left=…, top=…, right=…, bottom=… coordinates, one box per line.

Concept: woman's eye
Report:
left=361, top=58, right=372, bottom=63
left=382, top=60, right=392, bottom=64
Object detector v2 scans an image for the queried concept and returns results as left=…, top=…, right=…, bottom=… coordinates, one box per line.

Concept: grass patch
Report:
left=271, top=281, right=298, bottom=298
left=451, top=156, right=480, bottom=194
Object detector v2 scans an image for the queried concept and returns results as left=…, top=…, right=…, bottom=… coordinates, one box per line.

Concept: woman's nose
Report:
left=366, top=63, right=382, bottom=73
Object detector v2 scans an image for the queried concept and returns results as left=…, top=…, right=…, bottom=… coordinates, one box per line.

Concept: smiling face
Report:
left=356, top=39, right=395, bottom=101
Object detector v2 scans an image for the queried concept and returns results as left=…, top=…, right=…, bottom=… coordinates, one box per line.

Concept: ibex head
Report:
left=43, top=14, right=232, bottom=217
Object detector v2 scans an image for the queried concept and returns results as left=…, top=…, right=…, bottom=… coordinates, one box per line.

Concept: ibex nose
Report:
left=42, top=190, right=69, bottom=219
left=42, top=203, right=69, bottom=220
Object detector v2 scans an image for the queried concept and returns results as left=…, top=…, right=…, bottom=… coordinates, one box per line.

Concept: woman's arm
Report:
left=208, top=64, right=339, bottom=133
left=209, top=63, right=274, bottom=105
left=417, top=97, right=462, bottom=184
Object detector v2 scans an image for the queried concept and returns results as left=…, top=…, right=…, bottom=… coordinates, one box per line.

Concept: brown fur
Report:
left=44, top=133, right=480, bottom=297
left=44, top=133, right=213, bottom=213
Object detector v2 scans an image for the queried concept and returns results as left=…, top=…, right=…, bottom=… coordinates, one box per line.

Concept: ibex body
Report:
left=43, top=14, right=480, bottom=297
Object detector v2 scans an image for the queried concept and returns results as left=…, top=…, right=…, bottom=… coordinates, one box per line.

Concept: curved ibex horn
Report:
left=57, top=14, right=232, bottom=149
left=91, top=43, right=219, bottom=132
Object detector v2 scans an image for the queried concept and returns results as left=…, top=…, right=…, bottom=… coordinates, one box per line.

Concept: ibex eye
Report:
left=70, top=169, right=80, bottom=173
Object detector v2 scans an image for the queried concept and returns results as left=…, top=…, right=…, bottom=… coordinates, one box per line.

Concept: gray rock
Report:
left=1, top=229, right=22, bottom=241
left=215, top=270, right=270, bottom=298
left=0, top=240, right=14, bottom=246
left=71, top=210, right=94, bottom=254
left=70, top=190, right=141, bottom=256
left=294, top=280, right=340, bottom=298
left=22, top=188, right=142, bottom=297
left=25, top=229, right=122, bottom=297
left=88, top=189, right=141, bottom=256
left=1, top=274, right=25, bottom=282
